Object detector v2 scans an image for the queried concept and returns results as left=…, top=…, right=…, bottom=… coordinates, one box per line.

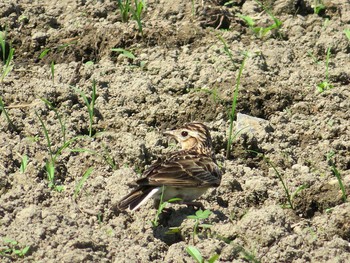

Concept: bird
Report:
left=117, top=122, right=222, bottom=211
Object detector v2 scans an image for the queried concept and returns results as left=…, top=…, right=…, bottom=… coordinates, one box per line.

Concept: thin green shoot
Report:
left=217, top=35, right=235, bottom=65
left=186, top=246, right=219, bottom=263
left=187, top=209, right=212, bottom=243
left=35, top=111, right=53, bottom=160
left=0, top=96, right=15, bottom=131
left=111, top=48, right=136, bottom=60
left=0, top=31, right=15, bottom=82
left=290, top=184, right=308, bottom=205
left=238, top=246, right=260, bottom=263
left=237, top=0, right=282, bottom=38
left=36, top=111, right=83, bottom=191
left=344, top=29, right=350, bottom=41
left=151, top=186, right=182, bottom=227
left=307, top=51, right=320, bottom=65
left=70, top=147, right=117, bottom=169
left=20, top=155, right=28, bottom=173
left=39, top=48, right=51, bottom=59
left=326, top=151, right=347, bottom=202
left=313, top=0, right=325, bottom=15
left=226, top=51, right=249, bottom=159
left=265, top=157, right=293, bottom=209
left=74, top=167, right=93, bottom=198
left=118, top=0, right=131, bottom=22
left=40, top=98, right=66, bottom=143
left=131, top=0, right=144, bottom=35
left=317, top=47, right=333, bottom=92
left=193, top=87, right=221, bottom=103
left=0, top=238, right=30, bottom=258
left=71, top=80, right=97, bottom=137
left=248, top=150, right=294, bottom=209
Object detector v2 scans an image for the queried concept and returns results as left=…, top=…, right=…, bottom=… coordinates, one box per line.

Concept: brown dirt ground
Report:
left=1, top=0, right=350, bottom=262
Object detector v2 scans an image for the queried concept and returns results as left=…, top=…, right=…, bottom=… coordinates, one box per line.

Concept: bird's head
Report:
left=164, top=122, right=213, bottom=155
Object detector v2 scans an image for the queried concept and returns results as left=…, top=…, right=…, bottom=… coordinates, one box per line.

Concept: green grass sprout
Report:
left=226, top=51, right=249, bottom=158
left=20, top=155, right=28, bottom=173
left=217, top=35, right=236, bottom=65
left=326, top=151, right=347, bottom=202
left=118, top=0, right=131, bottom=22
left=187, top=209, right=212, bottom=243
left=131, top=0, right=144, bottom=35
left=40, top=98, right=66, bottom=143
left=151, top=186, right=182, bottom=227
left=71, top=80, right=97, bottom=137
left=111, top=48, right=136, bottom=60
left=248, top=151, right=296, bottom=209
left=0, top=238, right=30, bottom=258
left=0, top=31, right=15, bottom=82
left=0, top=96, right=16, bottom=131
left=313, top=0, right=325, bottom=15
left=186, top=246, right=219, bottom=263
left=307, top=50, right=320, bottom=65
left=317, top=47, right=333, bottom=92
left=74, top=167, right=93, bottom=198
left=36, top=111, right=83, bottom=192
left=237, top=0, right=282, bottom=38
left=344, top=29, right=350, bottom=41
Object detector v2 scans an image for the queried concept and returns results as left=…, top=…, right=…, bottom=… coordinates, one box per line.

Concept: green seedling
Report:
left=40, top=98, right=66, bottom=143
left=186, top=246, right=219, bottom=263
left=71, top=80, right=97, bottom=137
left=317, top=47, right=333, bottom=92
left=326, top=151, right=347, bottom=202
left=187, top=209, right=213, bottom=243
left=39, top=42, right=77, bottom=60
left=238, top=246, right=260, bottom=263
left=313, top=0, right=325, bottom=15
left=217, top=35, right=236, bottom=65
left=0, top=96, right=15, bottom=131
left=20, top=155, right=28, bottom=173
left=226, top=51, right=250, bottom=159
left=0, top=238, right=30, bottom=258
left=70, top=146, right=118, bottom=170
left=249, top=151, right=297, bottom=209
left=0, top=31, right=15, bottom=82
left=118, top=0, right=131, bottom=22
left=151, top=186, right=182, bottom=227
left=74, top=167, right=93, bottom=198
left=344, top=29, right=350, bottom=41
left=131, top=0, right=144, bottom=35
left=111, top=48, right=136, bottom=60
left=237, top=0, right=282, bottom=38
left=193, top=87, right=222, bottom=104
left=36, top=111, right=82, bottom=192
left=307, top=51, right=320, bottom=65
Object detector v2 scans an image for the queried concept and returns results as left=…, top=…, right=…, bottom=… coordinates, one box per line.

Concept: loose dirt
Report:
left=0, top=0, right=349, bottom=262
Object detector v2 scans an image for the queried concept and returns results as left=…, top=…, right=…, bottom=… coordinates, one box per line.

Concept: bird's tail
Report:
left=118, top=186, right=160, bottom=211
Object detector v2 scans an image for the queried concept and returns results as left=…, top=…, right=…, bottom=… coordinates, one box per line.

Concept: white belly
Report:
left=156, top=186, right=208, bottom=202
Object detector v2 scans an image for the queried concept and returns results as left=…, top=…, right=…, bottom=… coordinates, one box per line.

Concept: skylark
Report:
left=118, top=122, right=222, bottom=211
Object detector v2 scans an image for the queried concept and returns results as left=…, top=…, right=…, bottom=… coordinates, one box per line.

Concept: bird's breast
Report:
left=155, top=186, right=209, bottom=202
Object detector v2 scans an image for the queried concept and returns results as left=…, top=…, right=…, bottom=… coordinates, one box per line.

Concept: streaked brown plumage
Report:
left=118, top=122, right=222, bottom=211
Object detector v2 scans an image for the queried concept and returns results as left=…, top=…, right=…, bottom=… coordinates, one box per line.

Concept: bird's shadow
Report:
left=152, top=206, right=228, bottom=245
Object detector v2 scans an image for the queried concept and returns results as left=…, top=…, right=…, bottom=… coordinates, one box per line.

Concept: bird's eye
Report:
left=181, top=131, right=188, bottom=137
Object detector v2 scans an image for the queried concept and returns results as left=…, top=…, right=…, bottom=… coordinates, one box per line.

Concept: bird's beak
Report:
left=163, top=130, right=176, bottom=137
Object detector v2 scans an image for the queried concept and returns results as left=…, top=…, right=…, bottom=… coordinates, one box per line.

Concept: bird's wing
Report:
left=136, top=152, right=221, bottom=187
